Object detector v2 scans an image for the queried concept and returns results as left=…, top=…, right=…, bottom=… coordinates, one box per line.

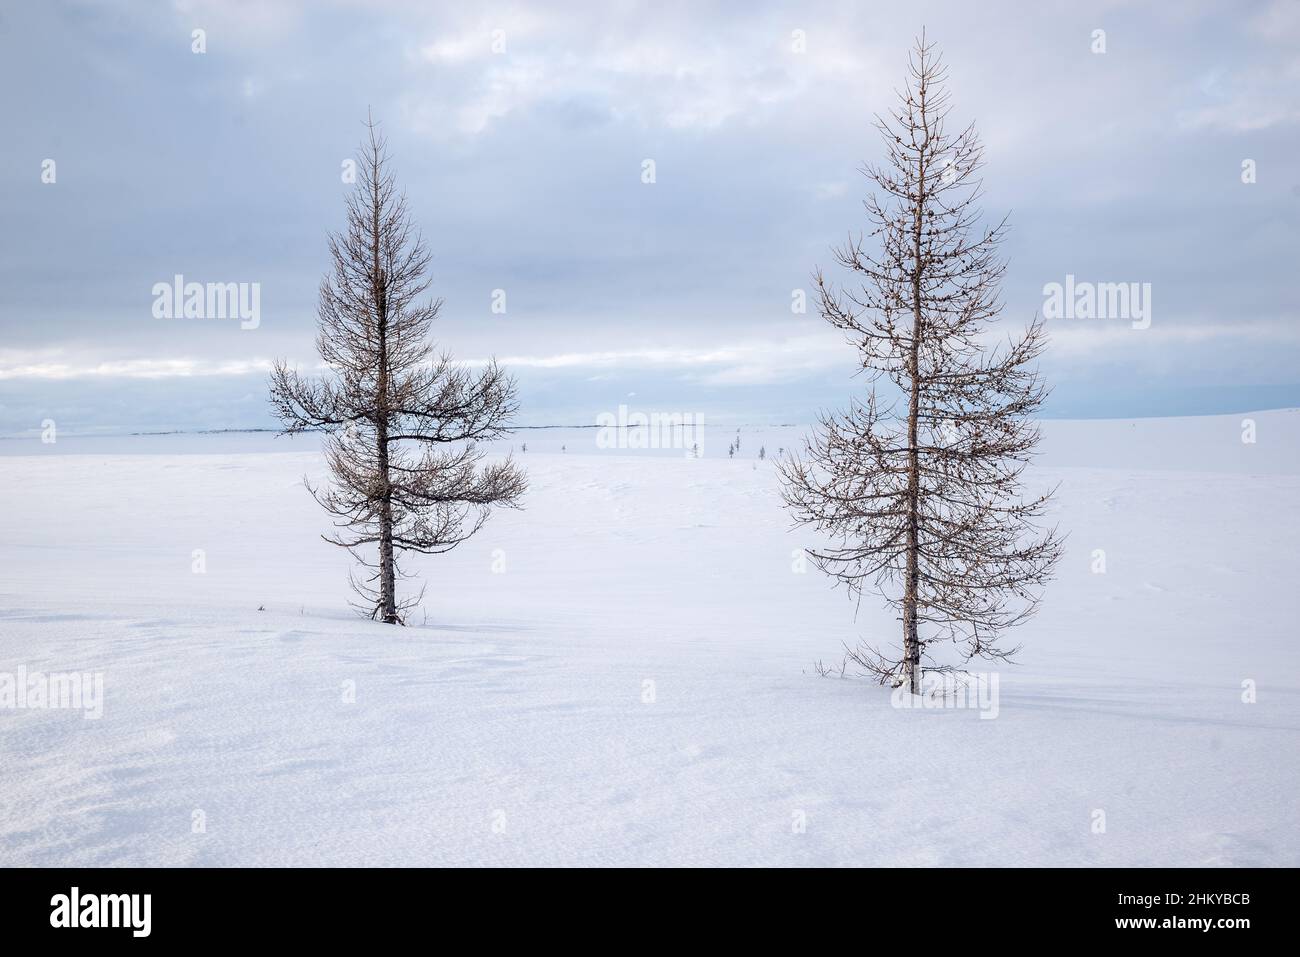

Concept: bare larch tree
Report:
left=270, top=119, right=526, bottom=624
left=779, top=34, right=1062, bottom=693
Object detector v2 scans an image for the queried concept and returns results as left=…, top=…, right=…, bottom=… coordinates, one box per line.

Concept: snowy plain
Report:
left=1, top=411, right=1297, bottom=866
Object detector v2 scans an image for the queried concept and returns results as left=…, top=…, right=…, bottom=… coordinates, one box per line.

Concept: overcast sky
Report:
left=2, top=0, right=1298, bottom=434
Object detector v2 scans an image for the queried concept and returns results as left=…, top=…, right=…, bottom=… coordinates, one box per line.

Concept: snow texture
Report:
left=0, top=411, right=1297, bottom=866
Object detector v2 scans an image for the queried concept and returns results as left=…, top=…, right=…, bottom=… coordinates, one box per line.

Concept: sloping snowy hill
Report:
left=1, top=412, right=1297, bottom=866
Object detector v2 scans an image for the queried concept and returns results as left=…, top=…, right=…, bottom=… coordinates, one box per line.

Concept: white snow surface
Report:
left=1, top=411, right=1297, bottom=866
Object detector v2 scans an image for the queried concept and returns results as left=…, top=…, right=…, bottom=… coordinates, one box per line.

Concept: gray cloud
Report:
left=1, top=0, right=1298, bottom=433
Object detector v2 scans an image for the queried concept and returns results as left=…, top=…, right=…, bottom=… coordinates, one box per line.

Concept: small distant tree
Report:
left=269, top=118, right=526, bottom=624
left=779, top=34, right=1062, bottom=692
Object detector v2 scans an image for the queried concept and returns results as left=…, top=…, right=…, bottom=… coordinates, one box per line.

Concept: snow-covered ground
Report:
left=1, top=411, right=1297, bottom=866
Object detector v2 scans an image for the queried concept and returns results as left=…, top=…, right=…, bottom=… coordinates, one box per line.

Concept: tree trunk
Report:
left=376, top=415, right=397, bottom=624
left=903, top=93, right=928, bottom=695
left=371, top=163, right=398, bottom=625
